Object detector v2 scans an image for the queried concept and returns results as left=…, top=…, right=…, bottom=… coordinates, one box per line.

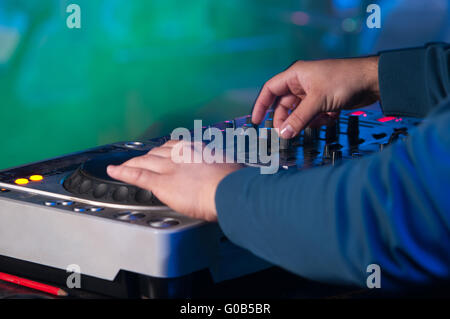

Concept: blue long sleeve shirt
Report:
left=215, top=43, right=450, bottom=290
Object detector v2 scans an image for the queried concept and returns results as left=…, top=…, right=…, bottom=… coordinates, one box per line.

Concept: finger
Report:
left=279, top=95, right=322, bottom=139
left=147, top=146, right=172, bottom=158
left=121, top=154, right=171, bottom=173
left=170, top=140, right=201, bottom=163
left=107, top=165, right=160, bottom=190
left=273, top=105, right=290, bottom=129
left=273, top=94, right=301, bottom=129
left=252, top=72, right=290, bottom=124
left=163, top=140, right=181, bottom=147
left=277, top=94, right=300, bottom=110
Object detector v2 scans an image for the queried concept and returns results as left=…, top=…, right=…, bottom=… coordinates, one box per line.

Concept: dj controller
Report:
left=0, top=106, right=420, bottom=298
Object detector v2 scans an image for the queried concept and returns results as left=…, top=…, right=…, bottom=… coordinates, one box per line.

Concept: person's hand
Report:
left=252, top=56, right=380, bottom=139
left=106, top=140, right=242, bottom=221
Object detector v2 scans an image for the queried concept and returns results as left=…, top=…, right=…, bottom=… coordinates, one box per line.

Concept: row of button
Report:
left=114, top=211, right=179, bottom=228
left=44, top=200, right=103, bottom=212
left=15, top=175, right=44, bottom=185
left=42, top=200, right=179, bottom=228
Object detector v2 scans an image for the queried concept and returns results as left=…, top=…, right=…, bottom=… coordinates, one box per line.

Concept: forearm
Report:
left=215, top=99, right=450, bottom=289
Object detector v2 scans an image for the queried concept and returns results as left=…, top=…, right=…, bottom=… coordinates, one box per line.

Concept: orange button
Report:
left=15, top=178, right=29, bottom=185
left=29, top=175, right=43, bottom=182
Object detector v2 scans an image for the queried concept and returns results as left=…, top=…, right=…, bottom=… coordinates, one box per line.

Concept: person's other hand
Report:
left=252, top=56, right=380, bottom=139
left=107, top=140, right=242, bottom=222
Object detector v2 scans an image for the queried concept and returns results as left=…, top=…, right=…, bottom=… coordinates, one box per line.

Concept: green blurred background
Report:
left=1, top=0, right=449, bottom=169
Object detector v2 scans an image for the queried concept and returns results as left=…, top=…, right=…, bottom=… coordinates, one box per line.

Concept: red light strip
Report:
left=377, top=116, right=397, bottom=123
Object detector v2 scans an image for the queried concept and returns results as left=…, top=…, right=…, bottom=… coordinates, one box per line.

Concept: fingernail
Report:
left=280, top=123, right=294, bottom=139
left=107, top=165, right=116, bottom=173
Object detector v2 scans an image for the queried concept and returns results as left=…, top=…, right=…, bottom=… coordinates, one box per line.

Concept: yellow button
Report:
left=29, top=175, right=44, bottom=182
left=15, top=178, right=29, bottom=185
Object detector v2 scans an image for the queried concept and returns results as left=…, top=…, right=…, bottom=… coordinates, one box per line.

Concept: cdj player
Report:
left=0, top=105, right=420, bottom=298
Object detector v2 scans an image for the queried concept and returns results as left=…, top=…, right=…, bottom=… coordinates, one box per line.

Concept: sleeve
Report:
left=378, top=43, right=450, bottom=118
left=215, top=98, right=450, bottom=290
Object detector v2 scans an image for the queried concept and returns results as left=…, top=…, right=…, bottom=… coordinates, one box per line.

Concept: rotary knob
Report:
left=331, top=150, right=342, bottom=165
left=347, top=115, right=360, bottom=146
left=347, top=115, right=359, bottom=135
left=303, top=127, right=319, bottom=145
left=280, top=137, right=291, bottom=150
left=264, top=119, right=274, bottom=128
left=325, top=121, right=339, bottom=143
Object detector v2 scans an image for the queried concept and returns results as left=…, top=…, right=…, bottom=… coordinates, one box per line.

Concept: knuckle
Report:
left=165, top=140, right=179, bottom=146
left=135, top=156, right=149, bottom=167
left=134, top=169, right=148, bottom=185
left=293, top=60, right=304, bottom=68
left=262, top=82, right=272, bottom=93
left=112, top=166, right=124, bottom=177
left=148, top=147, right=160, bottom=154
left=289, top=111, right=308, bottom=129
left=128, top=156, right=143, bottom=165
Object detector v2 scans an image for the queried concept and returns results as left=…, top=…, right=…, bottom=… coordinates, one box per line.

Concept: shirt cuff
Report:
left=378, top=46, right=429, bottom=117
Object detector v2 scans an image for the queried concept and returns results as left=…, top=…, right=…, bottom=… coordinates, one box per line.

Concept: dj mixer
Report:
left=0, top=106, right=420, bottom=298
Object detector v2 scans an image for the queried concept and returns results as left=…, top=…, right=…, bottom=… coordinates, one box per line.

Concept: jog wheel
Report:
left=63, top=151, right=162, bottom=206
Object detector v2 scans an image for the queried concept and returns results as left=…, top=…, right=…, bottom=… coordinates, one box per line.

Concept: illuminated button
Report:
left=60, top=201, right=74, bottom=206
left=29, top=175, right=43, bottom=182
left=88, top=207, right=104, bottom=212
left=15, top=178, right=29, bottom=185
left=44, top=201, right=57, bottom=207
left=115, top=211, right=145, bottom=221
left=0, top=188, right=9, bottom=193
left=149, top=218, right=180, bottom=229
left=73, top=207, right=86, bottom=212
left=351, top=111, right=367, bottom=117
left=377, top=116, right=396, bottom=123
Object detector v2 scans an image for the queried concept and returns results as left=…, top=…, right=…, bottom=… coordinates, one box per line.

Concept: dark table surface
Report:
left=0, top=269, right=383, bottom=300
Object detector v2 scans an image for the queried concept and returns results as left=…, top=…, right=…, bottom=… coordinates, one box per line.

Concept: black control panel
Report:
left=207, top=107, right=419, bottom=170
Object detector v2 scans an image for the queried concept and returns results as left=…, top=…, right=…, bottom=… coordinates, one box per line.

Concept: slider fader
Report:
left=0, top=105, right=420, bottom=298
